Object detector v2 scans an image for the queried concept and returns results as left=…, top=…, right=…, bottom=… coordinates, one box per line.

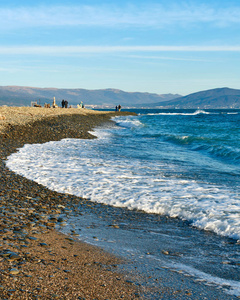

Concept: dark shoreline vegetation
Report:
left=0, top=111, right=149, bottom=299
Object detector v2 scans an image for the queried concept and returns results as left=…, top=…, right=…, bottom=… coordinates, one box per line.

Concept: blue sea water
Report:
left=7, top=109, right=240, bottom=238
left=6, top=109, right=240, bottom=298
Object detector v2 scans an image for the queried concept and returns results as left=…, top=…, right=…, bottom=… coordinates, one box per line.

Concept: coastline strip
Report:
left=0, top=107, right=144, bottom=299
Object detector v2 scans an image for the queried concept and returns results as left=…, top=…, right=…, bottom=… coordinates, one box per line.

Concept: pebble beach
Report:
left=0, top=107, right=143, bottom=300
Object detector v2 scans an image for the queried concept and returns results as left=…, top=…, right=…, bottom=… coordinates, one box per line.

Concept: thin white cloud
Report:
left=1, top=3, right=240, bottom=29
left=124, top=54, right=213, bottom=62
left=0, top=45, right=240, bottom=55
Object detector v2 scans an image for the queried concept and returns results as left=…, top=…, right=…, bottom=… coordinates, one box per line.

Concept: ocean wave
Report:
left=88, top=129, right=113, bottom=140
left=192, top=144, right=240, bottom=162
left=6, top=137, right=240, bottom=240
left=113, top=116, right=144, bottom=128
left=146, top=110, right=210, bottom=116
left=165, top=134, right=209, bottom=145
left=161, top=133, right=240, bottom=163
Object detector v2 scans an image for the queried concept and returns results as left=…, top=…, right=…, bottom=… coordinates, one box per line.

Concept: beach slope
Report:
left=0, top=107, right=143, bottom=299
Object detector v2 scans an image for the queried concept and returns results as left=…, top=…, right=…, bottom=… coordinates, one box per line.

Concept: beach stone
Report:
left=126, top=280, right=134, bottom=285
left=0, top=114, right=6, bottom=120
left=46, top=222, right=56, bottom=227
left=8, top=253, right=21, bottom=261
left=49, top=216, right=58, bottom=222
left=59, top=222, right=67, bottom=226
left=65, top=237, right=74, bottom=242
left=71, top=233, right=80, bottom=236
left=27, top=236, right=38, bottom=241
left=57, top=205, right=65, bottom=209
left=222, top=261, right=231, bottom=264
left=12, top=189, right=20, bottom=193
left=109, top=224, right=120, bottom=229
left=134, top=293, right=140, bottom=297
left=9, top=268, right=20, bottom=275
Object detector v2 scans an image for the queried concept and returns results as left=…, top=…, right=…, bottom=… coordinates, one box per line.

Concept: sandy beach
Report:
left=0, top=107, right=145, bottom=299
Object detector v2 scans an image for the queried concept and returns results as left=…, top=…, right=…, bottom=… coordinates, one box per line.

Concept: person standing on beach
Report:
left=61, top=99, right=65, bottom=108
left=118, top=104, right=121, bottom=111
left=65, top=100, right=68, bottom=108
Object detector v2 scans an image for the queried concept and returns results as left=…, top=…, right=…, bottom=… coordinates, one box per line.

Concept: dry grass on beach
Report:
left=0, top=107, right=145, bottom=300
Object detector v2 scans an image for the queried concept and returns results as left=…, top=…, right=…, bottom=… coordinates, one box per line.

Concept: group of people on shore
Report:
left=61, top=99, right=85, bottom=109
left=115, top=104, right=121, bottom=111
left=61, top=99, right=68, bottom=108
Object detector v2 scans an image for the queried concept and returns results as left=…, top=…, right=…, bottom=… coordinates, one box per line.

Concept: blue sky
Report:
left=1, top=0, right=240, bottom=95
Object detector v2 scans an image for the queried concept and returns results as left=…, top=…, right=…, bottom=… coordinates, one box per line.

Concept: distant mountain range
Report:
left=0, top=86, right=240, bottom=109
left=157, top=87, right=240, bottom=109
left=0, top=86, right=180, bottom=108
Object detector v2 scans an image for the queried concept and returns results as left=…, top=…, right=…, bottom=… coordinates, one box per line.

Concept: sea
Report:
left=6, top=109, right=240, bottom=299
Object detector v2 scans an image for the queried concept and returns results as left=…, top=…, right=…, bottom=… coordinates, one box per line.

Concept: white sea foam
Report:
left=113, top=116, right=144, bottom=128
left=160, top=260, right=240, bottom=296
left=6, top=128, right=240, bottom=240
left=146, top=110, right=211, bottom=116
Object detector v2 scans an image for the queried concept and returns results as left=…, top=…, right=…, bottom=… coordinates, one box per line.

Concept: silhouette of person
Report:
left=61, top=99, right=65, bottom=108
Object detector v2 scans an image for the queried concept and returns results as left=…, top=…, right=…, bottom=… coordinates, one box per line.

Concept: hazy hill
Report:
left=0, top=86, right=180, bottom=107
left=2, top=86, right=239, bottom=109
left=157, top=87, right=240, bottom=109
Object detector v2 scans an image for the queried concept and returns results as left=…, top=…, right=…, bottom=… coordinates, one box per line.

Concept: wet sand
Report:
left=0, top=107, right=145, bottom=299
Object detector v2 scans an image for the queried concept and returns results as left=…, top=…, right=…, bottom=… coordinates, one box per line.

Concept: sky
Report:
left=1, top=0, right=240, bottom=95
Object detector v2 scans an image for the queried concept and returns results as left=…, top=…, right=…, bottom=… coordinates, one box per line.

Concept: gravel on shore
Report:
left=0, top=107, right=145, bottom=299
